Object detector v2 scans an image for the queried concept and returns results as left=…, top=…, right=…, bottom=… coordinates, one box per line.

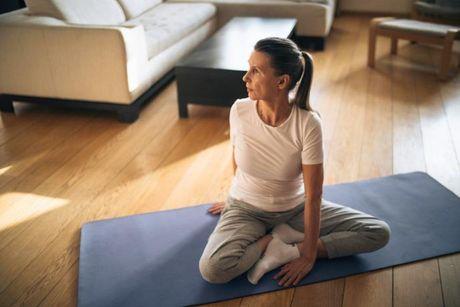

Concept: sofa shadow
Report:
left=0, top=79, right=231, bottom=194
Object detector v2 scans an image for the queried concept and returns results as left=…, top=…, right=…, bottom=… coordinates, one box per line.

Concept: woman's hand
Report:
left=207, top=201, right=226, bottom=215
left=273, top=256, right=316, bottom=287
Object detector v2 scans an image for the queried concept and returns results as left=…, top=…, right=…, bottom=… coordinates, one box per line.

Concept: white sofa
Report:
left=0, top=0, right=335, bottom=122
left=172, top=0, right=336, bottom=44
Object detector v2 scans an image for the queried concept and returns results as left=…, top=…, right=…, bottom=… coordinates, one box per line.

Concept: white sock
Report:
left=247, top=236, right=300, bottom=285
left=271, top=223, right=304, bottom=244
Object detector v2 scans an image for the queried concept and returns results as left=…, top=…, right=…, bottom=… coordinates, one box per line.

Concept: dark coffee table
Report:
left=175, top=17, right=297, bottom=118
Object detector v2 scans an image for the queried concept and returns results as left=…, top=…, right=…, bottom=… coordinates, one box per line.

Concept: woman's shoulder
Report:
left=230, top=97, right=255, bottom=118
left=232, top=97, right=254, bottom=109
left=294, top=106, right=322, bottom=127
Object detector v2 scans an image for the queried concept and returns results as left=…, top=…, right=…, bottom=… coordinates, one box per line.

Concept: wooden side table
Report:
left=368, top=17, right=460, bottom=80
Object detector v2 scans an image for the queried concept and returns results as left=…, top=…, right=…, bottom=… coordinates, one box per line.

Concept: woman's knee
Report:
left=198, top=237, right=261, bottom=283
left=199, top=255, right=233, bottom=284
left=199, top=243, right=243, bottom=284
left=364, top=220, right=391, bottom=249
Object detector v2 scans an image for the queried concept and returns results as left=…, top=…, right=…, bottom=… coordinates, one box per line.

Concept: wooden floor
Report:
left=0, top=14, right=459, bottom=307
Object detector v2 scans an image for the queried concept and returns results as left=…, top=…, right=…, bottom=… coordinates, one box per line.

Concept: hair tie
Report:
left=298, top=52, right=306, bottom=85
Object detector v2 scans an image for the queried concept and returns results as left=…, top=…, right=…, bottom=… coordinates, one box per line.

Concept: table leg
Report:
left=368, top=25, right=377, bottom=68
left=439, top=30, right=456, bottom=80
left=178, top=96, right=188, bottom=118
left=391, top=37, right=398, bottom=55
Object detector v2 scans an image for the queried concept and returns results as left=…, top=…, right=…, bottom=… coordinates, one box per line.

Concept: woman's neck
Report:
left=257, top=96, right=292, bottom=127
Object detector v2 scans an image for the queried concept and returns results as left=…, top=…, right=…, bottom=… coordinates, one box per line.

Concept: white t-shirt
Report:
left=229, top=97, right=323, bottom=212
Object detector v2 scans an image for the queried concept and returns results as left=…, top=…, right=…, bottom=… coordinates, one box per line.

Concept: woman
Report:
left=199, top=37, right=390, bottom=287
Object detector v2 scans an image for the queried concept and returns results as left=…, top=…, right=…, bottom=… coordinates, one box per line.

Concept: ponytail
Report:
left=293, top=51, right=313, bottom=111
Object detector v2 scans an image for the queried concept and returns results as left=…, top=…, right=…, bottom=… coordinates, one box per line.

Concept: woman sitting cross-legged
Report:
left=199, top=37, right=391, bottom=287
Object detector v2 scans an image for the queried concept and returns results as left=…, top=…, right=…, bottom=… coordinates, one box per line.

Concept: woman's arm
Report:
left=299, top=163, right=324, bottom=260
left=273, top=163, right=324, bottom=287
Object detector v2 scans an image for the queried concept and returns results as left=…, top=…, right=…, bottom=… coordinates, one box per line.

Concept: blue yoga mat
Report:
left=78, top=172, right=460, bottom=307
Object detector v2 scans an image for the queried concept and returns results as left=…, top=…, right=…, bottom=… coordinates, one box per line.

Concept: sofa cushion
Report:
left=123, top=3, right=216, bottom=59
left=117, top=0, right=162, bottom=19
left=25, top=0, right=126, bottom=25
left=24, top=0, right=62, bottom=19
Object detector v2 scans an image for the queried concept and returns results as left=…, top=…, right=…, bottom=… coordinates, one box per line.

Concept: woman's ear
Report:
left=277, top=75, right=290, bottom=90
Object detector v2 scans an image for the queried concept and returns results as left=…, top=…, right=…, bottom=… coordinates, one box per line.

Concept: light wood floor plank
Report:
left=315, top=16, right=364, bottom=178
left=438, top=253, right=460, bottom=307
left=323, top=17, right=370, bottom=184
left=414, top=46, right=460, bottom=192
left=343, top=269, right=392, bottom=307
left=394, top=260, right=444, bottom=307
left=0, top=104, right=50, bottom=147
left=201, top=298, right=242, bottom=307
left=240, top=289, right=294, bottom=307
left=391, top=43, right=426, bottom=174
left=437, top=73, right=460, bottom=163
left=291, top=279, right=344, bottom=307
left=37, top=261, right=78, bottom=307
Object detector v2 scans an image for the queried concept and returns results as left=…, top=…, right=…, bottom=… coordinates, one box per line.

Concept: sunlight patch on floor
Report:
left=0, top=192, right=69, bottom=232
left=0, top=165, right=12, bottom=176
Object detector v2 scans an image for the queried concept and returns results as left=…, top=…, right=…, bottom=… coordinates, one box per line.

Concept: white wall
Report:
left=340, top=0, right=413, bottom=14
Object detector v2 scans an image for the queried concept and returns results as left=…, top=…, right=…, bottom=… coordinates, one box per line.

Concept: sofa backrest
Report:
left=116, top=0, right=162, bottom=19
left=25, top=0, right=126, bottom=25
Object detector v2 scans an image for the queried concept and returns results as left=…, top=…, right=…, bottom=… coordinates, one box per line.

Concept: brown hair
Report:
left=254, top=37, right=314, bottom=111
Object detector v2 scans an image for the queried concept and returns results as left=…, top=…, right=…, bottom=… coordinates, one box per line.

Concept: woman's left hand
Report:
left=273, top=256, right=316, bottom=287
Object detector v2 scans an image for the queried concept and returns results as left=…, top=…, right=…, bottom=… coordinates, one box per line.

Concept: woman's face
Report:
left=242, top=51, right=283, bottom=101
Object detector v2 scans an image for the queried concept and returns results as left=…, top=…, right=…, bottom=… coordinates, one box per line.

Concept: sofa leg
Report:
left=312, top=38, right=325, bottom=51
left=117, top=108, right=139, bottom=123
left=0, top=95, right=15, bottom=113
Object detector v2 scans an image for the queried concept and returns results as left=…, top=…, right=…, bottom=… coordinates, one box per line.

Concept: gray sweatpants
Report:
left=199, top=197, right=391, bottom=284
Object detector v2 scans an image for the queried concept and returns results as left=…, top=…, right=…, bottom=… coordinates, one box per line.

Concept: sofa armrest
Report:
left=0, top=21, right=148, bottom=104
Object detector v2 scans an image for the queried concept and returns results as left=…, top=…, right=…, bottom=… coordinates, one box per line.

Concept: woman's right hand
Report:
left=208, top=201, right=226, bottom=215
